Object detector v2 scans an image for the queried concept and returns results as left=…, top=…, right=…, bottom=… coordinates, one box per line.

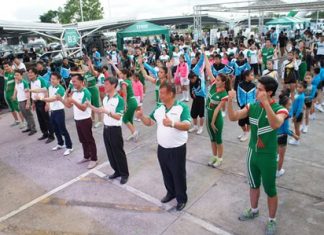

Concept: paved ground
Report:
left=0, top=83, right=324, bottom=235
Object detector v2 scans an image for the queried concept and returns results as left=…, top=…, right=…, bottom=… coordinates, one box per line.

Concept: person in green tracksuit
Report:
left=2, top=61, right=25, bottom=127
left=109, top=61, right=139, bottom=142
left=227, top=76, right=289, bottom=235
left=205, top=74, right=230, bottom=168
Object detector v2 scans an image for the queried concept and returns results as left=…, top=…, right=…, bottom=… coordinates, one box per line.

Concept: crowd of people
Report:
left=1, top=27, right=324, bottom=235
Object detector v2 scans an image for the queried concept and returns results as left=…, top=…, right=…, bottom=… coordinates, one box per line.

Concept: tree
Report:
left=57, top=0, right=104, bottom=24
left=39, top=10, right=59, bottom=23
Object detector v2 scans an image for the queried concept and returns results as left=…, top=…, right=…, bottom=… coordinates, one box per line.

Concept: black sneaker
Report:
left=28, top=130, right=37, bottom=136
left=176, top=202, right=186, bottom=211
left=45, top=137, right=55, bottom=144
left=120, top=176, right=128, bottom=185
left=38, top=135, right=48, bottom=140
left=161, top=194, right=176, bottom=203
left=108, top=173, right=120, bottom=180
left=22, top=129, right=31, bottom=133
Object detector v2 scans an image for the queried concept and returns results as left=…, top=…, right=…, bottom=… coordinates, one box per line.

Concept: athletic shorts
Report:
left=122, top=97, right=138, bottom=124
left=191, top=96, right=205, bottom=119
left=4, top=92, right=20, bottom=112
left=238, top=116, right=250, bottom=127
left=277, top=134, right=288, bottom=146
left=206, top=109, right=223, bottom=144
left=246, top=147, right=277, bottom=197
left=317, top=81, right=324, bottom=90
left=180, top=77, right=190, bottom=86
left=293, top=112, right=303, bottom=123
left=88, top=86, right=100, bottom=108
left=305, top=101, right=312, bottom=109
left=251, top=63, right=258, bottom=76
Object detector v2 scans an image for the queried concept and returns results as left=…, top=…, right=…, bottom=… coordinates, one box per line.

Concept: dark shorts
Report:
left=277, top=134, right=288, bottom=146
left=251, top=63, right=258, bottom=76
left=317, top=81, right=324, bottom=90
left=305, top=101, right=312, bottom=109
left=238, top=116, right=250, bottom=127
left=191, top=96, right=205, bottom=118
left=294, top=112, right=303, bottom=123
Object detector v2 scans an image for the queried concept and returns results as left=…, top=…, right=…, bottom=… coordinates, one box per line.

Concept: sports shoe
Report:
left=208, top=156, right=217, bottom=166
left=265, top=220, right=277, bottom=235
left=238, top=208, right=259, bottom=221
left=52, top=145, right=66, bottom=151
left=10, top=121, right=20, bottom=127
left=189, top=126, right=198, bottom=133
left=276, top=169, right=285, bottom=178
left=184, top=98, right=189, bottom=102
left=237, top=133, right=244, bottom=139
left=132, top=131, right=139, bottom=142
left=240, top=132, right=249, bottom=142
left=63, top=148, right=73, bottom=156
left=310, top=113, right=316, bottom=120
left=197, top=127, right=203, bottom=135
left=180, top=98, right=185, bottom=102
left=87, top=161, right=97, bottom=169
left=302, top=125, right=308, bottom=133
left=94, top=122, right=102, bottom=128
left=77, top=158, right=90, bottom=164
left=288, top=139, right=300, bottom=146
left=19, top=121, right=27, bottom=129
left=315, top=103, right=324, bottom=112
left=212, top=158, right=223, bottom=168
left=134, top=117, right=141, bottom=122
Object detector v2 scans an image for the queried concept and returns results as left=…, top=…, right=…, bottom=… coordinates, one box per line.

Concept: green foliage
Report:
left=40, top=0, right=104, bottom=24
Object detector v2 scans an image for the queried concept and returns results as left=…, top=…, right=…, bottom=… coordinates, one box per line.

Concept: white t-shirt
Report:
left=248, top=49, right=258, bottom=64
left=30, top=77, right=47, bottom=101
left=317, top=41, right=324, bottom=56
left=48, top=84, right=65, bottom=111
left=159, top=55, right=170, bottom=63
left=102, top=93, right=124, bottom=126
left=15, top=80, right=29, bottom=102
left=71, top=88, right=92, bottom=120
left=12, top=62, right=26, bottom=71
left=172, top=52, right=182, bottom=66
left=149, top=101, right=191, bottom=148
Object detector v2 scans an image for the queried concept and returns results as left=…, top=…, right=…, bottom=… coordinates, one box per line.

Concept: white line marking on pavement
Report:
left=92, top=169, right=233, bottom=235
left=183, top=213, right=233, bottom=235
left=91, top=170, right=173, bottom=211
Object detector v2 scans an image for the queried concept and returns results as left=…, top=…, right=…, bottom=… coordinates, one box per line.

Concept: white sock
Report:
left=182, top=91, right=186, bottom=99
left=186, top=90, right=190, bottom=100
left=269, top=217, right=276, bottom=222
left=193, top=125, right=198, bottom=129
left=251, top=207, right=259, bottom=213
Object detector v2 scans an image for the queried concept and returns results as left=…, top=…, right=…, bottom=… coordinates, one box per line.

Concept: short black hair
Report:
left=2, top=60, right=12, bottom=66
left=188, top=71, right=198, bottom=79
left=159, top=81, right=176, bottom=96
left=105, top=76, right=118, bottom=88
left=314, top=67, right=320, bottom=75
left=51, top=72, right=62, bottom=80
left=299, top=80, right=307, bottom=89
left=14, top=69, right=24, bottom=75
left=258, top=76, right=278, bottom=97
left=28, top=67, right=38, bottom=75
left=214, top=54, right=222, bottom=59
left=71, top=73, right=84, bottom=81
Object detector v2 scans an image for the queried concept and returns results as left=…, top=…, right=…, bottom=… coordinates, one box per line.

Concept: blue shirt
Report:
left=290, top=92, right=305, bottom=118
left=277, top=116, right=293, bottom=136
left=92, top=51, right=102, bottom=67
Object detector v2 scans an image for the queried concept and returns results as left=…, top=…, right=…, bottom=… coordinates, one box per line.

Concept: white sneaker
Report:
left=302, top=125, right=308, bottom=133
left=276, top=169, right=285, bottom=178
left=189, top=126, right=198, bottom=133
left=237, top=133, right=244, bottom=139
left=10, top=121, right=20, bottom=127
left=87, top=161, right=98, bottom=169
left=184, top=98, right=189, bottom=102
left=180, top=98, right=185, bottom=102
left=132, top=131, right=139, bottom=142
left=19, top=122, right=27, bottom=129
left=197, top=127, right=203, bottom=135
left=315, top=104, right=324, bottom=112
left=94, top=122, right=102, bottom=128
left=126, top=134, right=134, bottom=141
left=52, top=145, right=66, bottom=151
left=321, top=101, right=324, bottom=106
left=222, top=111, right=226, bottom=117
left=212, top=158, right=223, bottom=168
left=310, top=113, right=316, bottom=120
left=288, top=139, right=300, bottom=146
left=134, top=117, right=141, bottom=122
left=300, top=125, right=304, bottom=132
left=208, top=156, right=217, bottom=166
left=63, top=148, right=73, bottom=156
left=240, top=132, right=249, bottom=142
left=77, top=158, right=90, bottom=164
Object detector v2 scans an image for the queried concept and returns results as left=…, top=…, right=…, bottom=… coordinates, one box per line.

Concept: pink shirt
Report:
left=175, top=62, right=189, bottom=78
left=221, top=58, right=229, bottom=65
left=132, top=80, right=144, bottom=101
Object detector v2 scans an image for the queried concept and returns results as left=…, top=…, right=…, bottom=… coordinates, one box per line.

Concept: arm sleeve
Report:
left=192, top=55, right=205, bottom=76
left=144, top=62, right=158, bottom=79
left=180, top=103, right=191, bottom=122
left=116, top=97, right=125, bottom=115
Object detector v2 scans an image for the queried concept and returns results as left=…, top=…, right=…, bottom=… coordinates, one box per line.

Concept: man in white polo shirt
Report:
left=88, top=77, right=129, bottom=184
left=60, top=73, right=97, bottom=169
left=136, top=82, right=191, bottom=211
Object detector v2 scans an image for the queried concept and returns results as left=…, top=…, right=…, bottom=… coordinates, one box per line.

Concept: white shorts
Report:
left=180, top=77, right=190, bottom=86
left=135, top=96, right=142, bottom=107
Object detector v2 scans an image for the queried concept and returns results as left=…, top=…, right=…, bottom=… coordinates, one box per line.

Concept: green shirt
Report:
left=84, top=72, right=97, bottom=88
left=248, top=102, right=288, bottom=154
left=122, top=79, right=135, bottom=101
left=206, top=84, right=228, bottom=111
left=261, top=47, right=274, bottom=65
left=4, top=72, right=15, bottom=94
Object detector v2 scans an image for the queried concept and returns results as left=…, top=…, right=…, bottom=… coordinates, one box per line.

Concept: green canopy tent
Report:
left=265, top=16, right=310, bottom=27
left=117, top=21, right=170, bottom=51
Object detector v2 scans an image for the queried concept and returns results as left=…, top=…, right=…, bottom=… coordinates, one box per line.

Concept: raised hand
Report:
left=162, top=114, right=172, bottom=127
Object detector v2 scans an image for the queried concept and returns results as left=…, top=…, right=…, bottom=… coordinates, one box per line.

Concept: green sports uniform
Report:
left=261, top=47, right=274, bottom=68
left=155, top=79, right=161, bottom=104
left=84, top=72, right=100, bottom=108
left=4, top=72, right=20, bottom=112
left=122, top=79, right=138, bottom=124
left=298, top=52, right=307, bottom=81
left=135, top=57, right=145, bottom=86
left=246, top=102, right=288, bottom=197
left=206, top=84, right=228, bottom=144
